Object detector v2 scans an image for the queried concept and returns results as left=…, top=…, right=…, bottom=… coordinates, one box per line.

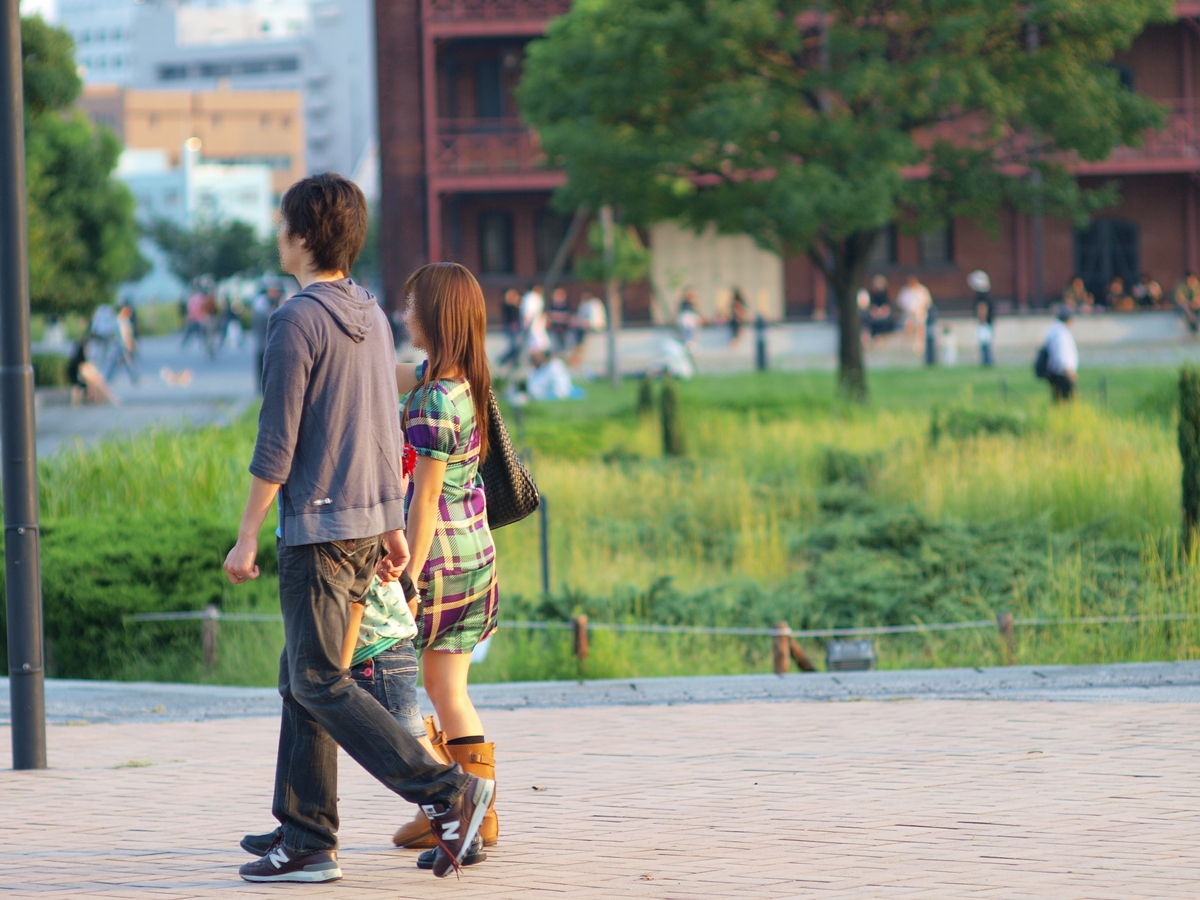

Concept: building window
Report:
left=475, top=58, right=503, bottom=119
left=918, top=223, right=954, bottom=266
left=865, top=223, right=897, bottom=271
left=1107, top=64, right=1134, bottom=91
left=535, top=208, right=571, bottom=273
left=478, top=211, right=514, bottom=274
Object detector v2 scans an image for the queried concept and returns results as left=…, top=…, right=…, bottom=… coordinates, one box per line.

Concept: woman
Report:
left=392, top=262, right=500, bottom=851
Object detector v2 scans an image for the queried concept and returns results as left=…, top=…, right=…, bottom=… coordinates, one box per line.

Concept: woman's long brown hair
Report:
left=402, top=262, right=492, bottom=461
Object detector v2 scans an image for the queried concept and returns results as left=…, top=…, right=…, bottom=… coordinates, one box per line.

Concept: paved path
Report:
left=3, top=667, right=1200, bottom=897
left=34, top=336, right=259, bottom=457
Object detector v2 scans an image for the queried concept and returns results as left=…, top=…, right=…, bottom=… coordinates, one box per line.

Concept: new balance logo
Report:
left=267, top=847, right=290, bottom=869
left=440, top=820, right=460, bottom=842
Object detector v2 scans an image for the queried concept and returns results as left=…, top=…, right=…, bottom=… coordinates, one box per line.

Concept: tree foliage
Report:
left=23, top=16, right=146, bottom=316
left=148, top=219, right=275, bottom=285
left=519, top=0, right=1172, bottom=398
left=573, top=221, right=650, bottom=284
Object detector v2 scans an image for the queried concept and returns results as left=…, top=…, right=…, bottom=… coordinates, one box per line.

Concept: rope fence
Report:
left=125, top=607, right=1200, bottom=673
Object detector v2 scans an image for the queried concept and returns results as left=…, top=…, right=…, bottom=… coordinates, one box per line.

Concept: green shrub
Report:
left=819, top=446, right=881, bottom=487
left=0, top=512, right=278, bottom=678
left=31, top=352, right=69, bottom=387
left=1181, top=367, right=1200, bottom=547
left=930, top=406, right=1029, bottom=444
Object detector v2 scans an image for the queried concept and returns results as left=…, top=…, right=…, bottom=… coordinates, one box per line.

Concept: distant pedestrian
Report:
left=251, top=282, right=283, bottom=393
left=67, top=335, right=117, bottom=405
left=548, top=287, right=571, bottom=354
left=1176, top=271, right=1200, bottom=334
left=897, top=274, right=932, bottom=354
left=105, top=305, right=140, bottom=386
left=1132, top=272, right=1163, bottom=309
left=729, top=288, right=748, bottom=344
left=864, top=274, right=895, bottom=341
left=1043, top=307, right=1078, bottom=402
left=1062, top=276, right=1094, bottom=314
left=677, top=292, right=701, bottom=349
left=969, top=270, right=994, bottom=366
left=570, top=292, right=606, bottom=366
left=500, top=288, right=521, bottom=364
left=181, top=281, right=212, bottom=350
left=1107, top=275, right=1133, bottom=311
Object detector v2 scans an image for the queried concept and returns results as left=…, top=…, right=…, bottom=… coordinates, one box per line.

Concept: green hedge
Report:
left=0, top=513, right=277, bottom=678
left=32, top=353, right=69, bottom=387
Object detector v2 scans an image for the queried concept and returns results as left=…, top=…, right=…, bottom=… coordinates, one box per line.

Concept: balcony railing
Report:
left=1075, top=99, right=1200, bottom=173
left=425, top=0, right=571, bottom=24
left=434, top=118, right=547, bottom=177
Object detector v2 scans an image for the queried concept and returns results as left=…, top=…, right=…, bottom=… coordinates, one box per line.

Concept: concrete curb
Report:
left=3, top=660, right=1200, bottom=724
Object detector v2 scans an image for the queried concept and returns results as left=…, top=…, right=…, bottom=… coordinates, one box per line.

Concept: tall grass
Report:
left=26, top=364, right=1195, bottom=684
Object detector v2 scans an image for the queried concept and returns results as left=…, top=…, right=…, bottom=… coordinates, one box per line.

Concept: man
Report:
left=224, top=174, right=492, bottom=883
left=105, top=304, right=140, bottom=385
left=1044, top=307, right=1078, bottom=402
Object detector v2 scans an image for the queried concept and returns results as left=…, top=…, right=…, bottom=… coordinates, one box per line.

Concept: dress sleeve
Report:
left=405, top=382, right=459, bottom=462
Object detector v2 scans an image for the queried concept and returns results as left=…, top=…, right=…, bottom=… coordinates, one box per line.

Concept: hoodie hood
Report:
left=303, top=278, right=378, bottom=343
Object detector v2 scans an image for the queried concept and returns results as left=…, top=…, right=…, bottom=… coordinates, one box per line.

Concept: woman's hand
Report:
left=380, top=529, right=410, bottom=582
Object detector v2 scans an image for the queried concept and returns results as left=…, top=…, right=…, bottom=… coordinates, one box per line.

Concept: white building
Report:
left=117, top=141, right=274, bottom=303
left=52, top=0, right=378, bottom=186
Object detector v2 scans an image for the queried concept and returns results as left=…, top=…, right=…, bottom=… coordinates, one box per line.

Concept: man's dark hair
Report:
left=279, top=173, right=368, bottom=275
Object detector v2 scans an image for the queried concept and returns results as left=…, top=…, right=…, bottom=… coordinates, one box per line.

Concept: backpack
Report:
left=1034, top=345, right=1050, bottom=380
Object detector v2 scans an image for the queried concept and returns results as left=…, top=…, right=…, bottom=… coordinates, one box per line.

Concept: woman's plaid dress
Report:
left=403, top=365, right=498, bottom=653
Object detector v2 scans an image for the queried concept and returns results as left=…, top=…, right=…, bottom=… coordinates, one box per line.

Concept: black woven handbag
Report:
left=479, top=390, right=540, bottom=529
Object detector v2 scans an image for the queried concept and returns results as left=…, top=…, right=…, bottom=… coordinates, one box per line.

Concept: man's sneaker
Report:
left=423, top=775, right=495, bottom=878
left=238, top=842, right=342, bottom=883
left=416, top=834, right=486, bottom=870
left=240, top=828, right=282, bottom=857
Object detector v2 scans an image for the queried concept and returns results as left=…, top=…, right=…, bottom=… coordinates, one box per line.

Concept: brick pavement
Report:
left=1, top=699, right=1198, bottom=898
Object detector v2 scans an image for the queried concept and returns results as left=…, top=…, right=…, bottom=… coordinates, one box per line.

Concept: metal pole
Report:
left=600, top=205, right=620, bottom=390
left=539, top=495, right=550, bottom=596
left=1, top=1, right=47, bottom=770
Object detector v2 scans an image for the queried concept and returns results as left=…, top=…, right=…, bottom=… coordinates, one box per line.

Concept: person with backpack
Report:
left=1037, top=307, right=1078, bottom=402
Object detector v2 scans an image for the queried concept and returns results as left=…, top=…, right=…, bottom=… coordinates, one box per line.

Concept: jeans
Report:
left=272, top=536, right=466, bottom=853
left=350, top=641, right=425, bottom=739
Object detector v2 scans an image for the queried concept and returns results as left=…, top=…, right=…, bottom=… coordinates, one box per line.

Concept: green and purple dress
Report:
left=403, top=363, right=498, bottom=653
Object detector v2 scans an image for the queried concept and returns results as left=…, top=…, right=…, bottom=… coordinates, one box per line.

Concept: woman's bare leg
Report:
left=422, top=648, right=483, bottom=740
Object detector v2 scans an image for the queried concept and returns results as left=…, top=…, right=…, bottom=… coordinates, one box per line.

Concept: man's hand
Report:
left=379, top=529, right=410, bottom=583
left=224, top=537, right=261, bottom=584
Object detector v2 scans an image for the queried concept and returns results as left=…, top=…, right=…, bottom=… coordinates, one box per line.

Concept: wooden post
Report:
left=572, top=614, right=589, bottom=663
left=773, top=622, right=790, bottom=675
left=788, top=637, right=817, bottom=673
left=996, top=611, right=1015, bottom=665
left=202, top=604, right=219, bottom=671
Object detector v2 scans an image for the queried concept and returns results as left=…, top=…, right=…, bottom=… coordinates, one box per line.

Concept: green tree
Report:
left=22, top=16, right=146, bottom=316
left=519, top=0, right=1171, bottom=398
left=148, top=219, right=275, bottom=285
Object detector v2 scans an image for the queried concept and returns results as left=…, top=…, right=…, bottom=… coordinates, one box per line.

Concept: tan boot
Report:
left=391, top=717, right=452, bottom=848
left=445, top=742, right=498, bottom=846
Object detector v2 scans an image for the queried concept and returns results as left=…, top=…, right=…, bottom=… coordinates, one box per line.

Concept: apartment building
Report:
left=81, top=83, right=305, bottom=196
left=376, top=0, right=1200, bottom=320
left=56, top=0, right=377, bottom=183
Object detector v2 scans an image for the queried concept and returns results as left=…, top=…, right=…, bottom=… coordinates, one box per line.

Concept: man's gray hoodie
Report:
left=250, top=278, right=405, bottom=546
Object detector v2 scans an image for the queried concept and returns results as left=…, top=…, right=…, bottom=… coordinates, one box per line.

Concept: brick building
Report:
left=376, top=0, right=1200, bottom=320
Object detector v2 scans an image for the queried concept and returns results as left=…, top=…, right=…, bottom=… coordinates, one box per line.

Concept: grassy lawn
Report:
left=7, top=362, right=1193, bottom=685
